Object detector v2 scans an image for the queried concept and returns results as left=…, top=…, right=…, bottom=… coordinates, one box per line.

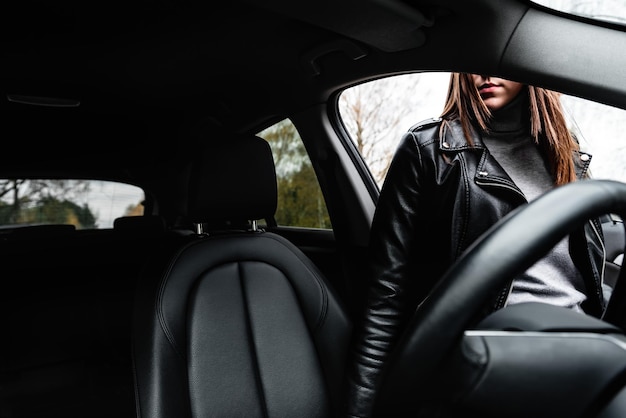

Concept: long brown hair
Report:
left=440, top=72, right=579, bottom=185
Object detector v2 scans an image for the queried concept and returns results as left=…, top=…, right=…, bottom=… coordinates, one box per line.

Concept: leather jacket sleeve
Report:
left=344, top=132, right=438, bottom=417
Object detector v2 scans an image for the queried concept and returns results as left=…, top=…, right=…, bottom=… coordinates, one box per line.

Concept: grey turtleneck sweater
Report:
left=482, top=91, right=586, bottom=312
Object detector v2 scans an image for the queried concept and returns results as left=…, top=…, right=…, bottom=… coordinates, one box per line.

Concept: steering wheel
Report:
left=375, top=179, right=626, bottom=415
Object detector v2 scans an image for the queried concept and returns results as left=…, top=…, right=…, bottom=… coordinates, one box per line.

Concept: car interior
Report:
left=2, top=0, right=626, bottom=417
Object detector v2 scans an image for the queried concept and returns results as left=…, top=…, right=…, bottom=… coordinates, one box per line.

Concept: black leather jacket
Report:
left=344, top=117, right=606, bottom=418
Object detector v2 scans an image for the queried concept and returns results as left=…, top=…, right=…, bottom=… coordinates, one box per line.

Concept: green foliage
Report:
left=0, top=201, right=14, bottom=224
left=276, top=163, right=332, bottom=229
left=260, top=119, right=332, bottom=229
left=0, top=179, right=97, bottom=229
left=12, top=197, right=96, bottom=229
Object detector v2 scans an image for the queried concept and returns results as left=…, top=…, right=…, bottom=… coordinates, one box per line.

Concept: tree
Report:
left=0, top=179, right=96, bottom=228
left=20, top=196, right=97, bottom=228
left=338, top=74, right=425, bottom=184
left=276, top=163, right=332, bottom=229
left=260, top=120, right=331, bottom=228
left=338, top=72, right=453, bottom=187
left=0, top=179, right=28, bottom=224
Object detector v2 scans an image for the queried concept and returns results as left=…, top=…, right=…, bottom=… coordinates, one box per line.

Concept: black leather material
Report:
left=132, top=133, right=352, bottom=418
left=344, top=118, right=602, bottom=418
left=376, top=179, right=626, bottom=415
left=133, top=233, right=352, bottom=417
left=186, top=134, right=277, bottom=224
left=478, top=302, right=621, bottom=333
left=444, top=329, right=626, bottom=418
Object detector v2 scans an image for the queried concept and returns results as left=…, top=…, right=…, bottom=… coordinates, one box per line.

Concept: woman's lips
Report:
left=479, top=83, right=499, bottom=94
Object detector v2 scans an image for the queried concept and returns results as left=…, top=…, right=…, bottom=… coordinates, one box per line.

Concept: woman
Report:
left=343, top=73, right=607, bottom=417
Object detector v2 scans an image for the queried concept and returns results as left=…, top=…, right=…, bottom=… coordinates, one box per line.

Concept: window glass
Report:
left=338, top=72, right=626, bottom=188
left=258, top=119, right=332, bottom=229
left=338, top=72, right=449, bottom=187
left=531, top=0, right=626, bottom=26
left=0, top=179, right=144, bottom=229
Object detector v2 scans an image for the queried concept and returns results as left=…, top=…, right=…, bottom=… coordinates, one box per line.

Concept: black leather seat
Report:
left=132, top=133, right=352, bottom=418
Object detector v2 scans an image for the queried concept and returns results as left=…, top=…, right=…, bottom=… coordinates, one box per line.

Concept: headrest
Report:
left=187, top=134, right=277, bottom=225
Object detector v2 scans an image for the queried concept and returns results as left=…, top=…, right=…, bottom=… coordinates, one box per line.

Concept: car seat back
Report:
left=131, top=133, right=352, bottom=417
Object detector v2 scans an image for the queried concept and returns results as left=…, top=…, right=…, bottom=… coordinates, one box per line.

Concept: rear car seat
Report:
left=0, top=217, right=168, bottom=417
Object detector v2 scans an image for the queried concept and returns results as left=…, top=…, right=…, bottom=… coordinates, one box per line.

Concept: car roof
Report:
left=3, top=0, right=626, bottom=182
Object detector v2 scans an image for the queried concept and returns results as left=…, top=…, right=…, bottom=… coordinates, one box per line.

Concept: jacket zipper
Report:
left=474, top=174, right=526, bottom=311
left=475, top=176, right=526, bottom=201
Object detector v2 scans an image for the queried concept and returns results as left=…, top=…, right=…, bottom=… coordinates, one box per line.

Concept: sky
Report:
left=80, top=181, right=144, bottom=228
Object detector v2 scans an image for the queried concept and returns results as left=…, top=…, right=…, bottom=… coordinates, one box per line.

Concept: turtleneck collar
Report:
left=487, top=86, right=530, bottom=134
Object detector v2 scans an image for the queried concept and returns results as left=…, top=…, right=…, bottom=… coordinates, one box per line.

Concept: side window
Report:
left=558, top=95, right=626, bottom=182
left=258, top=119, right=332, bottom=229
left=338, top=72, right=449, bottom=187
left=0, top=179, right=144, bottom=229
left=338, top=71, right=626, bottom=269
left=338, top=72, right=626, bottom=187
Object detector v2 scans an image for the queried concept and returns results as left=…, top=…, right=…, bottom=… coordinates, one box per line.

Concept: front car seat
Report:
left=131, top=133, right=352, bottom=418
